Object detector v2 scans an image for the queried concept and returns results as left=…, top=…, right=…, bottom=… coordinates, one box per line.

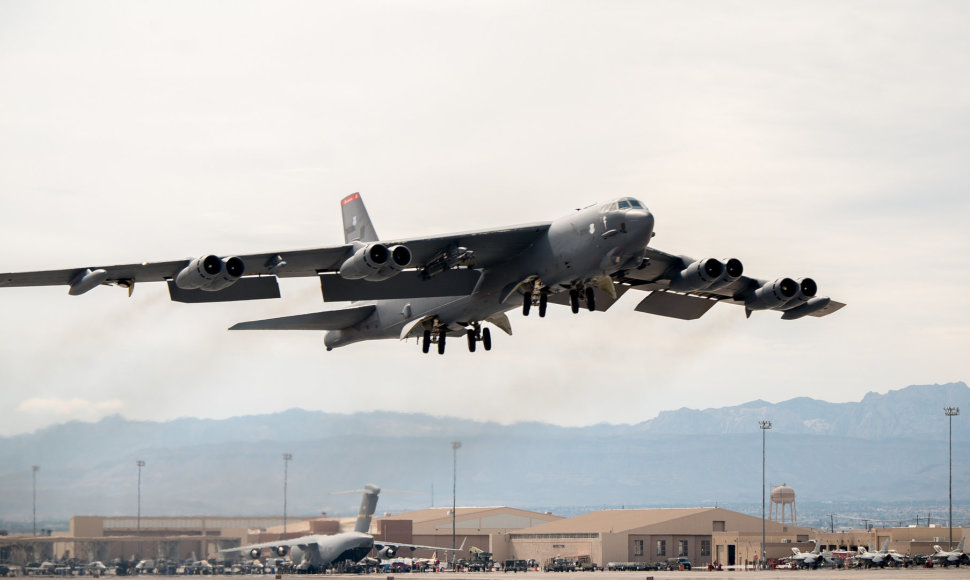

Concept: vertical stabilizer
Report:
left=956, top=537, right=965, bottom=553
left=354, top=484, right=381, bottom=533
left=341, top=193, right=379, bottom=243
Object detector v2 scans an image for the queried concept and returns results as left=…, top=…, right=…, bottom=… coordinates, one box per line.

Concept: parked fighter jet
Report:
left=855, top=540, right=907, bottom=568
left=930, top=538, right=966, bottom=567
left=0, top=194, right=843, bottom=353
left=787, top=542, right=842, bottom=569
left=221, top=484, right=459, bottom=572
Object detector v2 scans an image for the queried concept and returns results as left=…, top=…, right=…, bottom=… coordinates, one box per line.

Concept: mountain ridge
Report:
left=1, top=382, right=966, bottom=521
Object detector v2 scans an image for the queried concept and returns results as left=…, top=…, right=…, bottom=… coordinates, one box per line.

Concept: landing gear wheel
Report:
left=422, top=330, right=431, bottom=354
left=522, top=292, right=531, bottom=316
left=482, top=327, right=492, bottom=351
left=569, top=289, right=580, bottom=313
left=437, top=330, right=446, bottom=355
left=466, top=329, right=476, bottom=352
left=585, top=287, right=596, bottom=311
left=538, top=292, right=548, bottom=317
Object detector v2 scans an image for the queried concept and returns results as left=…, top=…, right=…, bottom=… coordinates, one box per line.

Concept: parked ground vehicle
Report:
left=668, top=557, right=692, bottom=570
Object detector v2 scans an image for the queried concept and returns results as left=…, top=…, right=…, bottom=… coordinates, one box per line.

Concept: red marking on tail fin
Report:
left=342, top=192, right=361, bottom=205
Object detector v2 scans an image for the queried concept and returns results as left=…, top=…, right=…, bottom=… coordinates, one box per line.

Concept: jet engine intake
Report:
left=274, top=546, right=288, bottom=557
left=248, top=549, right=261, bottom=560
left=706, top=258, right=744, bottom=289
left=668, top=258, right=725, bottom=292
left=174, top=255, right=245, bottom=291
left=745, top=278, right=798, bottom=311
left=338, top=243, right=411, bottom=281
left=378, top=546, right=397, bottom=559
left=780, top=277, right=817, bottom=309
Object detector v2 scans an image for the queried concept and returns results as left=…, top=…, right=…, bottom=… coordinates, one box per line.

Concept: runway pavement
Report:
left=308, top=569, right=967, bottom=580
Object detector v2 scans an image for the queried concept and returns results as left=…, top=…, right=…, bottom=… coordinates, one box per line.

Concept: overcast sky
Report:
left=1, top=1, right=968, bottom=437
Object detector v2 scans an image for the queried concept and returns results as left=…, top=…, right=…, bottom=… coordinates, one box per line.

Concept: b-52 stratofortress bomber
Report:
left=0, top=194, right=843, bottom=353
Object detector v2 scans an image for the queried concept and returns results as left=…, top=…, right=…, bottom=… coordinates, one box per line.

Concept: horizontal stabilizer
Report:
left=230, top=305, right=376, bottom=331
left=167, top=277, right=280, bottom=303
left=320, top=269, right=481, bottom=302
left=634, top=290, right=719, bottom=320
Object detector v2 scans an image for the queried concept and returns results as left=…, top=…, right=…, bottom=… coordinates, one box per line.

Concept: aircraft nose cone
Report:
left=625, top=209, right=654, bottom=240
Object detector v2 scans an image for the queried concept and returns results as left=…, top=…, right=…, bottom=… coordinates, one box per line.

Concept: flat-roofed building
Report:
left=508, top=507, right=813, bottom=568
left=377, top=506, right=562, bottom=562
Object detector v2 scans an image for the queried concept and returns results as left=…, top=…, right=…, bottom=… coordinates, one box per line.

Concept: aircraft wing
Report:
left=221, top=535, right=320, bottom=553
left=1, top=224, right=549, bottom=302
left=376, top=537, right=466, bottom=555
left=614, top=247, right=845, bottom=320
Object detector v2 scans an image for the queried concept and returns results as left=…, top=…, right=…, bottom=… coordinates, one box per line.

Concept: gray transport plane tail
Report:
left=354, top=484, right=381, bottom=533
left=341, top=192, right=379, bottom=243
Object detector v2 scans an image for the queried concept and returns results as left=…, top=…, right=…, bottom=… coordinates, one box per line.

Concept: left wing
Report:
left=615, top=247, right=845, bottom=320
left=0, top=224, right=550, bottom=303
left=221, top=535, right=321, bottom=554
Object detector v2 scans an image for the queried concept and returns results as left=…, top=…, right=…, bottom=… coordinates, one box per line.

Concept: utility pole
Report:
left=282, top=453, right=292, bottom=536
left=32, top=465, right=39, bottom=536
left=945, top=406, right=959, bottom=550
left=136, top=460, right=145, bottom=536
left=451, top=441, right=461, bottom=569
left=759, top=420, right=772, bottom=570
left=827, top=514, right=835, bottom=533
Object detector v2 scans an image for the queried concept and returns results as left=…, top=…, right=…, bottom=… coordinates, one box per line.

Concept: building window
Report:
left=700, top=540, right=711, bottom=557
left=633, top=540, right=643, bottom=556
left=713, top=520, right=725, bottom=532
left=678, top=539, right=689, bottom=557
left=656, top=540, right=666, bottom=557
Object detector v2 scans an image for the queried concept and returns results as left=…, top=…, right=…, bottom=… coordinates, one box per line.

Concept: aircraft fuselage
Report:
left=324, top=199, right=654, bottom=349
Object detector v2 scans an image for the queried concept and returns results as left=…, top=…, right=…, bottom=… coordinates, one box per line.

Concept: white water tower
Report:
left=770, top=483, right=797, bottom=524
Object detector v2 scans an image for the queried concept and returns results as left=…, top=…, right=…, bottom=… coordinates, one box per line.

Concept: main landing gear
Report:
left=522, top=285, right=549, bottom=317
left=421, top=323, right=492, bottom=355
left=568, top=287, right=596, bottom=313
left=466, top=324, right=491, bottom=352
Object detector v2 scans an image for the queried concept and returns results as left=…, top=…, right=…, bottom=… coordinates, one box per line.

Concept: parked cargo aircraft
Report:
left=931, top=538, right=966, bottom=567
left=221, top=484, right=459, bottom=571
left=0, top=194, right=843, bottom=353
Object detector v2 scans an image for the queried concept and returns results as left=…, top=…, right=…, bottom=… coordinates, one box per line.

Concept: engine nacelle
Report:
left=707, top=258, right=744, bottom=289
left=274, top=546, right=288, bottom=557
left=668, top=258, right=725, bottom=292
left=378, top=546, right=397, bottom=559
left=780, top=277, right=817, bottom=309
left=745, top=278, right=798, bottom=311
left=338, top=243, right=411, bottom=281
left=174, top=255, right=245, bottom=291
left=248, top=549, right=261, bottom=560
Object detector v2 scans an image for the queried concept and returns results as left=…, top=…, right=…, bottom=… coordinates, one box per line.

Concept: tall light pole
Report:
left=945, top=407, right=959, bottom=550
left=136, top=460, right=145, bottom=537
left=451, top=440, right=461, bottom=568
left=759, top=420, right=772, bottom=570
left=282, top=453, right=292, bottom=536
left=32, top=465, right=39, bottom=536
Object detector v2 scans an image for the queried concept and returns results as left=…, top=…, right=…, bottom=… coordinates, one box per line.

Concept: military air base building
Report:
left=4, top=508, right=966, bottom=569
left=504, top=507, right=812, bottom=567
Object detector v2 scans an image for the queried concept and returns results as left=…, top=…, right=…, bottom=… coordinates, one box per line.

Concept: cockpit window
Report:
left=618, top=200, right=631, bottom=210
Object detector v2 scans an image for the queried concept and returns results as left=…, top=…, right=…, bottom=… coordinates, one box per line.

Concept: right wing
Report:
left=615, top=247, right=845, bottom=320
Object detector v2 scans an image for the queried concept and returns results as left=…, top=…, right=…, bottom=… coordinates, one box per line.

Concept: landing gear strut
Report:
left=465, top=323, right=492, bottom=352
left=523, top=283, right=548, bottom=317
